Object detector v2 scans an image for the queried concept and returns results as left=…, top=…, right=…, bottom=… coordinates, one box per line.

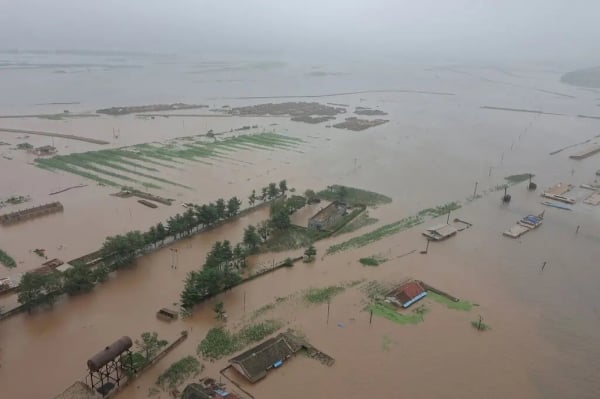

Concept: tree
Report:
left=305, top=189, right=317, bottom=203
left=304, top=245, right=317, bottom=262
left=63, top=264, right=95, bottom=295
left=248, top=190, right=257, bottom=206
left=267, top=183, right=279, bottom=199
left=233, top=243, right=246, bottom=268
left=213, top=301, right=226, bottom=321
left=226, top=197, right=242, bottom=218
left=243, top=225, right=261, bottom=253
left=271, top=209, right=290, bottom=230
left=146, top=226, right=158, bottom=247
left=261, top=187, right=268, bottom=201
left=156, top=222, right=167, bottom=245
left=270, top=200, right=290, bottom=230
left=135, top=331, right=168, bottom=361
left=18, top=272, right=63, bottom=311
left=336, top=185, right=348, bottom=202
left=215, top=198, right=226, bottom=220
left=257, top=220, right=271, bottom=241
left=278, top=180, right=288, bottom=194
left=92, top=264, right=110, bottom=283
left=286, top=195, right=306, bottom=213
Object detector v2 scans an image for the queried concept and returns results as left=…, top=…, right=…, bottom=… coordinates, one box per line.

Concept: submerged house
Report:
left=308, top=201, right=347, bottom=230
left=387, top=280, right=427, bottom=308
left=33, top=145, right=57, bottom=156
left=182, top=379, right=241, bottom=399
left=422, top=223, right=458, bottom=241
left=229, top=333, right=303, bottom=383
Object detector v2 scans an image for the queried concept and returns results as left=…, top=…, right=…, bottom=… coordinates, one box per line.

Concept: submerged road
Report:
left=0, top=127, right=109, bottom=144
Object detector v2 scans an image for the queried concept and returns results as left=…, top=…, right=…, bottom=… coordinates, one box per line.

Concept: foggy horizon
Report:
left=1, top=0, right=600, bottom=66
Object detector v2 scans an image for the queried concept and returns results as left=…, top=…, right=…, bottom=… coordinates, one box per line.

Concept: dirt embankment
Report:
left=96, top=103, right=208, bottom=115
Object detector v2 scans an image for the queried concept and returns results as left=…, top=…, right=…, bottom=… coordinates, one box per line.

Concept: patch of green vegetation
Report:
left=317, top=185, right=392, bottom=206
left=471, top=319, right=491, bottom=331
left=368, top=302, right=423, bottom=325
left=327, top=215, right=423, bottom=254
left=303, top=285, right=345, bottom=304
left=35, top=133, right=302, bottom=190
left=359, top=255, right=387, bottom=267
left=504, top=173, right=533, bottom=184
left=333, top=212, right=378, bottom=236
left=260, top=225, right=326, bottom=252
left=197, top=319, right=283, bottom=361
left=417, top=202, right=462, bottom=218
left=156, top=356, right=203, bottom=391
left=0, top=249, right=16, bottom=268
left=427, top=291, right=473, bottom=311
left=16, top=142, right=33, bottom=150
left=363, top=280, right=391, bottom=300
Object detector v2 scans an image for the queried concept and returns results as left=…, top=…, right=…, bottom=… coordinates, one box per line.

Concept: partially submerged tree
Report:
left=243, top=225, right=261, bottom=253
left=213, top=301, right=226, bottom=321
left=135, top=331, right=168, bottom=362
left=62, top=264, right=96, bottom=295
left=226, top=196, right=242, bottom=218
left=248, top=190, right=257, bottom=206
left=17, top=272, right=63, bottom=311
left=304, top=245, right=317, bottom=262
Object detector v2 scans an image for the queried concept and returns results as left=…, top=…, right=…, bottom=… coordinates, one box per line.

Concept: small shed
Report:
left=387, top=280, right=427, bottom=308
left=229, top=333, right=302, bottom=383
left=422, top=223, right=458, bottom=241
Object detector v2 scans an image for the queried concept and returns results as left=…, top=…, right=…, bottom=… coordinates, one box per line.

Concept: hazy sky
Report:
left=1, top=0, right=599, bottom=64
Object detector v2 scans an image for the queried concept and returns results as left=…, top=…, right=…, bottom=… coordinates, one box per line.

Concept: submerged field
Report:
left=35, top=132, right=304, bottom=189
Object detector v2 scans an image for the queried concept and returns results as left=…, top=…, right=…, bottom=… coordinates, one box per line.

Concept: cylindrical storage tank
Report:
left=87, top=336, right=133, bottom=372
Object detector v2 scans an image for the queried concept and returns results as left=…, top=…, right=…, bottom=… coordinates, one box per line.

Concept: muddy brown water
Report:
left=1, top=61, right=600, bottom=398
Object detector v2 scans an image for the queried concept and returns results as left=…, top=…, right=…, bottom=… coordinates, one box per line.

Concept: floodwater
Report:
left=1, top=54, right=600, bottom=398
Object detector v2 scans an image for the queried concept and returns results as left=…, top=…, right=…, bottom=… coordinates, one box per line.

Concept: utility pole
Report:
left=326, top=300, right=330, bottom=324
left=473, top=182, right=478, bottom=198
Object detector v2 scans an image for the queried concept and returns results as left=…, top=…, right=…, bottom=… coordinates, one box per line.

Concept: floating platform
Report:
left=569, top=144, right=600, bottom=160
left=422, top=223, right=458, bottom=241
left=542, top=183, right=575, bottom=204
left=504, top=214, right=543, bottom=238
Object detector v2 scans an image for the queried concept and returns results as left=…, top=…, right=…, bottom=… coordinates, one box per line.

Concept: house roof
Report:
left=229, top=333, right=302, bottom=383
left=389, top=280, right=426, bottom=306
left=309, top=201, right=345, bottom=224
left=181, top=384, right=213, bottom=399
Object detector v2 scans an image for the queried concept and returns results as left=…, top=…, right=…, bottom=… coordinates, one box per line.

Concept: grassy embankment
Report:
left=327, top=201, right=461, bottom=254
left=35, top=133, right=303, bottom=189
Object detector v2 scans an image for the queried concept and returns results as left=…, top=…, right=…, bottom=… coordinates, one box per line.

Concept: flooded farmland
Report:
left=1, top=54, right=600, bottom=399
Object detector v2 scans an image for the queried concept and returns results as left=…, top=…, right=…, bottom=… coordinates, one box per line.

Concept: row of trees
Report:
left=180, top=240, right=245, bottom=308
left=248, top=180, right=287, bottom=206
left=17, top=182, right=288, bottom=311
left=17, top=263, right=110, bottom=311
left=100, top=196, right=244, bottom=270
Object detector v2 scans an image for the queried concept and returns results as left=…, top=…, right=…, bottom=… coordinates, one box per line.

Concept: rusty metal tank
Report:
left=87, top=336, right=133, bottom=372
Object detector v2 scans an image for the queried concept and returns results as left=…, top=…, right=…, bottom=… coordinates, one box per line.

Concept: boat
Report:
left=541, top=201, right=572, bottom=211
